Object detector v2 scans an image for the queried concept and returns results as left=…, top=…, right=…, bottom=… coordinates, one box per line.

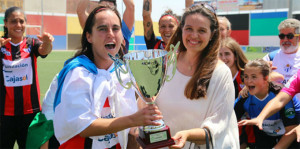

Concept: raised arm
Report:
left=77, top=0, right=98, bottom=29
left=239, top=92, right=292, bottom=130
left=257, top=92, right=292, bottom=127
left=37, top=32, right=54, bottom=56
left=143, top=0, right=154, bottom=41
left=122, top=0, right=135, bottom=31
left=185, top=0, right=194, bottom=8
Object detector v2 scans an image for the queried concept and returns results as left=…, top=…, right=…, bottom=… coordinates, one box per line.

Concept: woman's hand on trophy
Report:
left=170, top=130, right=188, bottom=148
left=131, top=104, right=163, bottom=126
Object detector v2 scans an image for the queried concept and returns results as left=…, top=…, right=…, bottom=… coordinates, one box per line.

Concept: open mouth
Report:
left=281, top=41, right=291, bottom=47
left=248, top=86, right=255, bottom=91
left=105, top=43, right=116, bottom=50
left=164, top=34, right=171, bottom=37
left=188, top=39, right=199, bottom=46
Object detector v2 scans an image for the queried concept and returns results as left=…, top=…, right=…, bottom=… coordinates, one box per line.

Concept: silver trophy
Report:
left=109, top=42, right=180, bottom=149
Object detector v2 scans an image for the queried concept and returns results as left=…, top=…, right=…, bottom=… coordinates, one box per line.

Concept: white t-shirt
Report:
left=263, top=49, right=300, bottom=99
left=156, top=63, right=239, bottom=149
left=53, top=64, right=137, bottom=148
left=263, top=49, right=300, bottom=85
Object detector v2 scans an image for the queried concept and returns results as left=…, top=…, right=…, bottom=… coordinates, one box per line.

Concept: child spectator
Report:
left=235, top=59, right=299, bottom=148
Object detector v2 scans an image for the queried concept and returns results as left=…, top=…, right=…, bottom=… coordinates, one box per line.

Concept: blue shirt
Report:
left=234, top=91, right=298, bottom=136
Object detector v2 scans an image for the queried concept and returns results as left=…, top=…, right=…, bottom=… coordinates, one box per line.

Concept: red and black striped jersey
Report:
left=144, top=32, right=166, bottom=50
left=233, top=70, right=245, bottom=99
left=0, top=37, right=44, bottom=116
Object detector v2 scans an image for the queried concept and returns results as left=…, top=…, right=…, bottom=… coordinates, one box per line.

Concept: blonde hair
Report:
left=218, top=16, right=231, bottom=30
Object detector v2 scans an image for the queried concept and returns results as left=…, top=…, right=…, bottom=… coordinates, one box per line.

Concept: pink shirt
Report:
left=281, top=69, right=300, bottom=97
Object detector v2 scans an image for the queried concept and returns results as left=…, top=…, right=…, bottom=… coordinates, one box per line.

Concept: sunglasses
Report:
left=190, top=3, right=216, bottom=15
left=278, top=33, right=300, bottom=39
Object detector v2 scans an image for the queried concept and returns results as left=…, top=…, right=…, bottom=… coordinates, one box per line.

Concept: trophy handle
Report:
left=165, top=41, right=180, bottom=82
left=108, top=53, right=133, bottom=89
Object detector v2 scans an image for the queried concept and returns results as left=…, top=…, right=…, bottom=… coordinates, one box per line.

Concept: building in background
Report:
left=0, top=0, right=299, bottom=52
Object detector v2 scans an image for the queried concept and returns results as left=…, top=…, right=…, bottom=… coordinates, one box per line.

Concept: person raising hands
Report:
left=0, top=6, right=54, bottom=149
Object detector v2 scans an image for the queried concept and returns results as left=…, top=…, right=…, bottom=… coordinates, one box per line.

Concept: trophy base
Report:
left=136, top=125, right=175, bottom=149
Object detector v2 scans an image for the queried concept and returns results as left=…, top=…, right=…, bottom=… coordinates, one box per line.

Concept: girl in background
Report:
left=219, top=37, right=248, bottom=98
left=0, top=6, right=54, bottom=148
left=239, top=68, right=300, bottom=146
left=219, top=37, right=255, bottom=149
left=235, top=59, right=299, bottom=148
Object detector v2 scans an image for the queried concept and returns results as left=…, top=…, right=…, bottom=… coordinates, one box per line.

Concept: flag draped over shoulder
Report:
left=26, top=55, right=98, bottom=148
left=53, top=55, right=98, bottom=111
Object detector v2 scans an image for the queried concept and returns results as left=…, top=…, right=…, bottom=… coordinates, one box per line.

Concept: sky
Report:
left=117, top=0, right=186, bottom=21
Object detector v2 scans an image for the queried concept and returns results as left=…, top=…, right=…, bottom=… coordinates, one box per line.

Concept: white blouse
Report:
left=156, top=63, right=239, bottom=149
left=53, top=64, right=137, bottom=148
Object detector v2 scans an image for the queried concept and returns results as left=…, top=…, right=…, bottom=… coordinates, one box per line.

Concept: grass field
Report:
left=37, top=51, right=266, bottom=100
left=37, top=50, right=76, bottom=99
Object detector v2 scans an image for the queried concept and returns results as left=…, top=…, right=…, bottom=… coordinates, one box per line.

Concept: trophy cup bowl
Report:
left=109, top=42, right=179, bottom=149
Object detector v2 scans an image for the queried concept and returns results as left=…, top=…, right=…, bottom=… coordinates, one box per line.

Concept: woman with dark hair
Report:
left=77, top=0, right=134, bottom=54
left=53, top=5, right=161, bottom=148
left=142, top=0, right=186, bottom=50
left=0, top=6, right=54, bottom=149
left=139, top=4, right=239, bottom=148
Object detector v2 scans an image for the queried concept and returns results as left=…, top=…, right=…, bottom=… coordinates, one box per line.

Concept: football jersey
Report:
left=234, top=91, right=298, bottom=136
left=0, top=37, right=43, bottom=116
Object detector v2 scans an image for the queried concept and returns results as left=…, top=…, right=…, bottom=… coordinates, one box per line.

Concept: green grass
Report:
left=37, top=50, right=76, bottom=99
left=244, top=52, right=266, bottom=61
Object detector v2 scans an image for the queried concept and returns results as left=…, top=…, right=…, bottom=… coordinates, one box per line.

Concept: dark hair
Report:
left=99, top=0, right=117, bottom=7
left=220, top=37, right=248, bottom=71
left=245, top=59, right=270, bottom=79
left=245, top=59, right=281, bottom=94
left=166, top=4, right=220, bottom=99
left=159, top=9, right=179, bottom=25
left=74, top=4, right=124, bottom=61
left=3, top=7, right=26, bottom=38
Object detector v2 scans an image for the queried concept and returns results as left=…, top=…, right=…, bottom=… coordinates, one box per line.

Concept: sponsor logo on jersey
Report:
left=285, top=107, right=295, bottom=119
left=282, top=79, right=287, bottom=85
left=239, top=83, right=245, bottom=89
left=4, top=63, right=29, bottom=69
left=97, top=133, right=118, bottom=143
left=5, top=75, right=28, bottom=83
left=23, top=45, right=31, bottom=53
left=272, top=127, right=281, bottom=134
left=284, top=64, right=292, bottom=73
left=285, top=74, right=297, bottom=88
left=1, top=47, right=11, bottom=56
